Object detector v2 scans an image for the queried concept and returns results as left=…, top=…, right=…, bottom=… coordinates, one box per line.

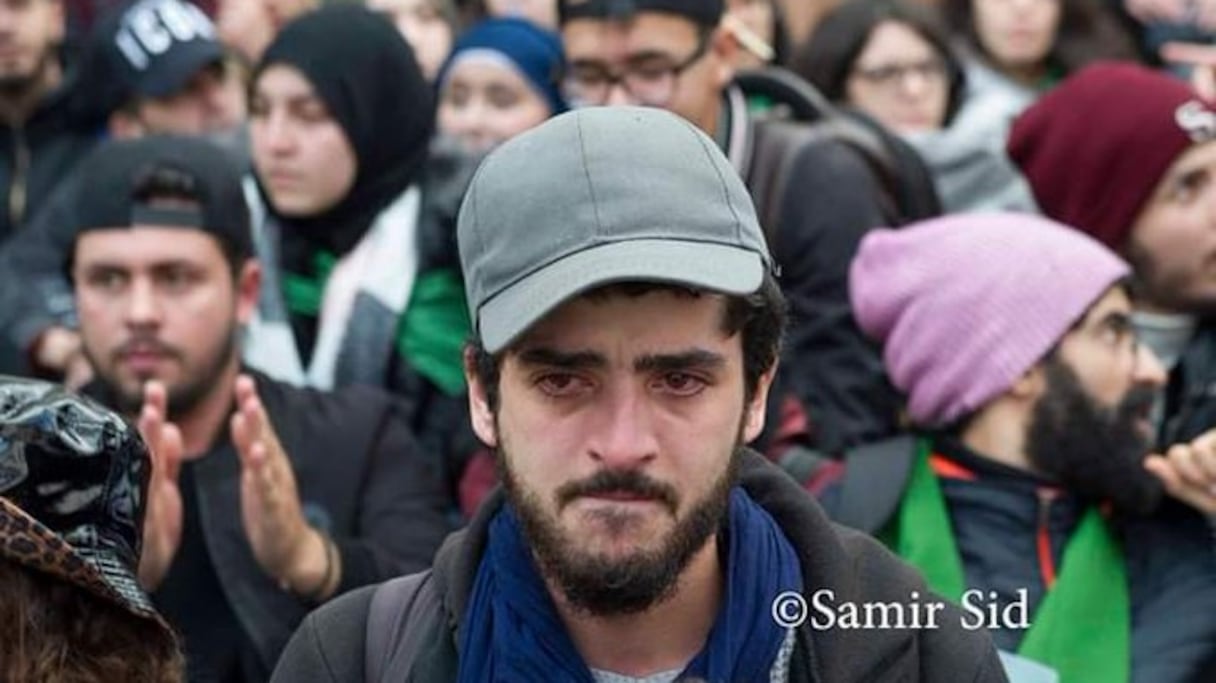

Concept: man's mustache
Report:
left=556, top=468, right=679, bottom=515
left=113, top=336, right=183, bottom=361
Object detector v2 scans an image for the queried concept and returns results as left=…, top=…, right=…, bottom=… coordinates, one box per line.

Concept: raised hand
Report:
left=1145, top=429, right=1216, bottom=515
left=230, top=374, right=337, bottom=600
left=136, top=380, right=185, bottom=591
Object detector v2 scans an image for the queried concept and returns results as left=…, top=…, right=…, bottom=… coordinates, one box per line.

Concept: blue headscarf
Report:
left=437, top=18, right=568, bottom=115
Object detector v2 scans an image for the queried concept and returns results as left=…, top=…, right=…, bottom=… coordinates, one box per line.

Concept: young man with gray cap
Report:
left=271, top=107, right=1003, bottom=683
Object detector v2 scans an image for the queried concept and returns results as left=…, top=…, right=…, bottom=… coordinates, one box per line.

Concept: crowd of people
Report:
left=2, top=0, right=1216, bottom=681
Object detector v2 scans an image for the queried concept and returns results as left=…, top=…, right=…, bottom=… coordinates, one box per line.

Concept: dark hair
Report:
left=469, top=273, right=788, bottom=413
left=0, top=559, right=185, bottom=682
left=130, top=164, right=248, bottom=275
left=943, top=0, right=1137, bottom=77
left=791, top=0, right=965, bottom=125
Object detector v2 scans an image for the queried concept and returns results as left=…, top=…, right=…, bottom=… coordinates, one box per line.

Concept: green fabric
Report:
left=396, top=269, right=471, bottom=396
left=282, top=250, right=339, bottom=316
left=745, top=94, right=775, bottom=115
left=280, top=251, right=469, bottom=395
left=887, top=437, right=1131, bottom=683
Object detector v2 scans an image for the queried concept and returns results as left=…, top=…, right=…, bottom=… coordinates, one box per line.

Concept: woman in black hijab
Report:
left=247, top=4, right=474, bottom=471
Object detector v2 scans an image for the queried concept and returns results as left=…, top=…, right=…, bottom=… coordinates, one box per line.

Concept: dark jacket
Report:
left=270, top=451, right=1007, bottom=682
left=720, top=83, right=908, bottom=456
left=1163, top=321, right=1216, bottom=447
left=88, top=370, right=456, bottom=676
left=0, top=68, right=100, bottom=244
left=812, top=435, right=1216, bottom=683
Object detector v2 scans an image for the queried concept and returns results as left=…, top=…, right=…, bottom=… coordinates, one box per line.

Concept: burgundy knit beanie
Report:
left=1008, top=61, right=1216, bottom=251
left=850, top=213, right=1130, bottom=427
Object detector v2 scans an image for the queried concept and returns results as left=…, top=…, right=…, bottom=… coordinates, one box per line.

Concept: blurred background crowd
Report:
left=4, top=0, right=1216, bottom=680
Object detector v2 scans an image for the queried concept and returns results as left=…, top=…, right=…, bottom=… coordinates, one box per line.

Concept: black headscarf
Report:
left=253, top=5, right=435, bottom=257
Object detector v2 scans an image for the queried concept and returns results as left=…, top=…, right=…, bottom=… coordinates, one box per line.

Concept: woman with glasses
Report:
left=793, top=0, right=1037, bottom=212
left=794, top=1, right=964, bottom=133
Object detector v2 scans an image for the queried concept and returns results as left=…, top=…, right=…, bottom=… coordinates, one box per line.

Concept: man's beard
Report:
left=1124, top=238, right=1216, bottom=316
left=0, top=49, right=53, bottom=100
left=87, top=324, right=239, bottom=419
left=1025, top=358, right=1163, bottom=515
left=500, top=444, right=742, bottom=618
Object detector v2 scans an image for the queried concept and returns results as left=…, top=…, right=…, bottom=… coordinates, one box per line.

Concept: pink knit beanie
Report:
left=850, top=213, right=1130, bottom=427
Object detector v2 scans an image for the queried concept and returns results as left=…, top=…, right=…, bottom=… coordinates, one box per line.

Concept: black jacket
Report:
left=814, top=435, right=1216, bottom=683
left=270, top=451, right=1007, bottom=682
left=88, top=370, right=456, bottom=676
left=1163, top=321, right=1216, bottom=447
left=720, top=83, right=911, bottom=455
left=0, top=61, right=100, bottom=243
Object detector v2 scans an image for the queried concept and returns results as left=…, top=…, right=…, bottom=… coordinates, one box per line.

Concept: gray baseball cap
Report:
left=458, top=106, right=773, bottom=353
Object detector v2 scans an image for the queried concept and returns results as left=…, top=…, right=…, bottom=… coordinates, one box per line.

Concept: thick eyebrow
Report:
left=1159, top=161, right=1209, bottom=193
left=1077, top=308, right=1131, bottom=333
left=1100, top=311, right=1132, bottom=332
left=78, top=259, right=199, bottom=274
left=515, top=347, right=726, bottom=374
left=624, top=49, right=681, bottom=64
left=517, top=348, right=607, bottom=370
left=569, top=50, right=680, bottom=70
left=634, top=349, right=726, bottom=374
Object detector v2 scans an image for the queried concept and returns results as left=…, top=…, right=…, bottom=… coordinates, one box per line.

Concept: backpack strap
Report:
left=747, top=120, right=817, bottom=244
left=833, top=435, right=918, bottom=534
left=736, top=66, right=941, bottom=240
left=365, top=571, right=438, bottom=683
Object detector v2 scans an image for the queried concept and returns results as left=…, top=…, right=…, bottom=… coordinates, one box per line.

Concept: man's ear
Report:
left=742, top=362, right=778, bottom=443
left=1010, top=362, right=1047, bottom=402
left=465, top=346, right=499, bottom=448
left=108, top=108, right=146, bottom=140
left=235, top=259, right=261, bottom=326
left=710, top=24, right=739, bottom=90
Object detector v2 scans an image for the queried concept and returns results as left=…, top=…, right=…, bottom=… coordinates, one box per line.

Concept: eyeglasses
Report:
left=851, top=58, right=948, bottom=90
left=563, top=33, right=711, bottom=107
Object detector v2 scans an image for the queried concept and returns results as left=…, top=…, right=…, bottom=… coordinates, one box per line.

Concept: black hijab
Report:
left=253, top=5, right=435, bottom=258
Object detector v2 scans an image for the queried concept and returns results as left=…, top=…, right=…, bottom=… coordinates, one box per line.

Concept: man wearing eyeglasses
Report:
left=556, top=0, right=921, bottom=462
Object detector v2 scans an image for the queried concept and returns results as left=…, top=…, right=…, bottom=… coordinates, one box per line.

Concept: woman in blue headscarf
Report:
left=436, top=17, right=567, bottom=153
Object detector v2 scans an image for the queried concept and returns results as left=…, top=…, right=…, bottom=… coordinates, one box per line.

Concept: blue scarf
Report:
left=457, top=487, right=803, bottom=683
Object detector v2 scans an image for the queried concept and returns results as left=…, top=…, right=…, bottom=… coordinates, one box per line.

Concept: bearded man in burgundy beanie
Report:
left=1008, top=61, right=1216, bottom=453
left=798, top=213, right=1216, bottom=683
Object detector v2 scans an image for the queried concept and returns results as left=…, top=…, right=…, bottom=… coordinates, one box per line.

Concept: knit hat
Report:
left=438, top=18, right=568, bottom=115
left=850, top=213, right=1130, bottom=427
left=1008, top=61, right=1216, bottom=251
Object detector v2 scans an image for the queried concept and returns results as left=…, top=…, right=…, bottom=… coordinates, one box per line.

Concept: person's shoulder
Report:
left=271, top=583, right=378, bottom=682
